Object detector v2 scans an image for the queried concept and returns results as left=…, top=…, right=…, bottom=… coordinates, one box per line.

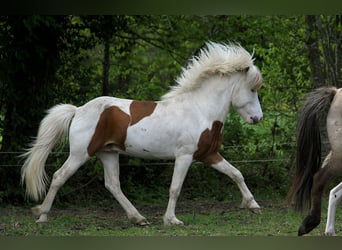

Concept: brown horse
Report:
left=288, top=86, right=342, bottom=236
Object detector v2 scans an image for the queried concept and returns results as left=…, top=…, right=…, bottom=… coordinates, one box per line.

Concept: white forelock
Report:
left=161, top=42, right=254, bottom=100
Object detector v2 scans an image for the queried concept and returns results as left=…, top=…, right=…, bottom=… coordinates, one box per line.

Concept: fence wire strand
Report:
left=0, top=142, right=295, bottom=167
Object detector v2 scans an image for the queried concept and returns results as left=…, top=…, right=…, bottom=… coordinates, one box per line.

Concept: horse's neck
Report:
left=177, top=77, right=234, bottom=122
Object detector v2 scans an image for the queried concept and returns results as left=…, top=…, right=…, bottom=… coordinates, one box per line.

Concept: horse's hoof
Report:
left=324, top=231, right=336, bottom=236
left=250, top=207, right=262, bottom=214
left=130, top=216, right=150, bottom=226
left=35, top=214, right=48, bottom=223
left=240, top=199, right=261, bottom=214
left=298, top=226, right=306, bottom=236
left=137, top=219, right=150, bottom=226
left=163, top=216, right=184, bottom=226
left=298, top=214, right=321, bottom=236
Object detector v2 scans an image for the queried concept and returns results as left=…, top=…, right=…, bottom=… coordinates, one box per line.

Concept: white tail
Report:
left=21, top=104, right=77, bottom=201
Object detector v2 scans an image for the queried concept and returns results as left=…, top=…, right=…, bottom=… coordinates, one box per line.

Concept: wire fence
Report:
left=0, top=142, right=297, bottom=168
left=0, top=142, right=300, bottom=201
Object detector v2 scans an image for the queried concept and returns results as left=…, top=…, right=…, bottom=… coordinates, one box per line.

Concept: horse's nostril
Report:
left=251, top=116, right=261, bottom=124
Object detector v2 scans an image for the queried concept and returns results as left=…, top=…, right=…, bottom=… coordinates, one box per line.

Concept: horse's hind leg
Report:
left=32, top=153, right=88, bottom=223
left=325, top=181, right=342, bottom=236
left=97, top=152, right=149, bottom=225
left=298, top=153, right=342, bottom=236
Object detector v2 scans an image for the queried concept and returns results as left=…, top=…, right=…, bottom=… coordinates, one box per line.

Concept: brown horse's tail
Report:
left=287, top=87, right=337, bottom=212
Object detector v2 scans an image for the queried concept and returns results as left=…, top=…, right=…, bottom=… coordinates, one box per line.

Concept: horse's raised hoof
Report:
left=239, top=199, right=261, bottom=214
left=298, top=214, right=321, bottom=236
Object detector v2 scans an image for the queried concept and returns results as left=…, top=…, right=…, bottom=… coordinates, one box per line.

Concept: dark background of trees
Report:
left=0, top=15, right=341, bottom=206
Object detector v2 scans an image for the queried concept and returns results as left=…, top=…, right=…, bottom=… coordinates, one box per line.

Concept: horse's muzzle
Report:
left=251, top=116, right=262, bottom=124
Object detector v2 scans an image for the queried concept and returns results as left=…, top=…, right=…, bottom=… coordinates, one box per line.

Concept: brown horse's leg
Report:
left=298, top=154, right=341, bottom=236
left=298, top=167, right=332, bottom=235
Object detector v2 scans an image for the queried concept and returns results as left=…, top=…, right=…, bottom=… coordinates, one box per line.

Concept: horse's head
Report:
left=231, top=65, right=263, bottom=125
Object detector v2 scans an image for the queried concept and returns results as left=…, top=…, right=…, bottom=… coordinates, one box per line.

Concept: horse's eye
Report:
left=238, top=67, right=249, bottom=73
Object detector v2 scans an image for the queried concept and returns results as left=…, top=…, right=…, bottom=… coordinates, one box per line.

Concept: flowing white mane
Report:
left=162, top=42, right=254, bottom=100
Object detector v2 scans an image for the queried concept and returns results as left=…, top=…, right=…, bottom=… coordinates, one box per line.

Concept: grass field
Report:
left=1, top=199, right=341, bottom=236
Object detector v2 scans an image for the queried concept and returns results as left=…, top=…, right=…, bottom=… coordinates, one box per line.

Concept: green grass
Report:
left=1, top=200, right=341, bottom=236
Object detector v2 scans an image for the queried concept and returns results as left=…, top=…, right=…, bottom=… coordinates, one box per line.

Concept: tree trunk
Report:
left=306, top=15, right=342, bottom=88
left=305, top=15, right=326, bottom=88
left=316, top=15, right=342, bottom=88
left=102, top=39, right=110, bottom=96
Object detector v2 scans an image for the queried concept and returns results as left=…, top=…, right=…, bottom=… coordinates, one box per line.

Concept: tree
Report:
left=305, top=15, right=342, bottom=88
left=0, top=16, right=69, bottom=203
left=0, top=15, right=98, bottom=203
left=81, top=16, right=134, bottom=96
left=0, top=16, right=68, bottom=151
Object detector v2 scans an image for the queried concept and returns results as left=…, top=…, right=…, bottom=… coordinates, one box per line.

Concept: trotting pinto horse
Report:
left=288, top=87, right=342, bottom=236
left=21, top=42, right=263, bottom=226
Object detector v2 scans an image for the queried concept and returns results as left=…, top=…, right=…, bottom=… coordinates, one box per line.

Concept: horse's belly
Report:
left=123, top=147, right=175, bottom=160
left=123, top=126, right=177, bottom=159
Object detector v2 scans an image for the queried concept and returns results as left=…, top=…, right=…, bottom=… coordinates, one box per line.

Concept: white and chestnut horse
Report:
left=21, top=42, right=263, bottom=226
left=288, top=87, right=342, bottom=236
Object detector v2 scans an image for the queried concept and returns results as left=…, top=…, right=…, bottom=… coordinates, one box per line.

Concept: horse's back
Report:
left=78, top=96, right=132, bottom=114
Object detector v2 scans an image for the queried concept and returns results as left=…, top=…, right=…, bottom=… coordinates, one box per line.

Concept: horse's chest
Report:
left=193, top=121, right=223, bottom=163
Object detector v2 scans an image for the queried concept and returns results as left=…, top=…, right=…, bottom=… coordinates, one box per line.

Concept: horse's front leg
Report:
left=163, top=154, right=192, bottom=226
left=211, top=156, right=261, bottom=214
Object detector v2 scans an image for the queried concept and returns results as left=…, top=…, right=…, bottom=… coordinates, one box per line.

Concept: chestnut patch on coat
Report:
left=130, top=101, right=157, bottom=126
left=87, top=101, right=157, bottom=156
left=87, top=106, right=130, bottom=156
left=193, top=121, right=224, bottom=164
